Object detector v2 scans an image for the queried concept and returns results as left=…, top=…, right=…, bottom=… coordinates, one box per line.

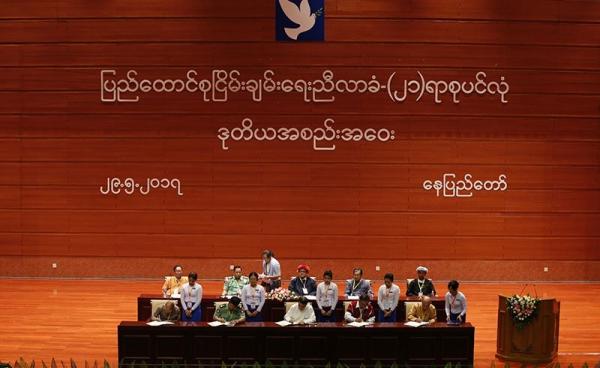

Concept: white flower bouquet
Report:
left=266, top=288, right=298, bottom=301
left=506, top=294, right=541, bottom=329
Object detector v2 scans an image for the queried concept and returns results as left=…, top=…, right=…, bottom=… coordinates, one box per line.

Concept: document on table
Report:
left=347, top=321, right=371, bottom=327
left=171, top=294, right=181, bottom=299
left=346, top=295, right=359, bottom=300
left=275, top=320, right=292, bottom=327
left=305, top=295, right=317, bottom=301
left=208, top=321, right=236, bottom=327
left=404, top=321, right=429, bottom=327
left=146, top=321, right=174, bottom=327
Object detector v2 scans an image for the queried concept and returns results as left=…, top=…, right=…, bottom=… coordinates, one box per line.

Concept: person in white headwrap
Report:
left=406, top=266, right=436, bottom=297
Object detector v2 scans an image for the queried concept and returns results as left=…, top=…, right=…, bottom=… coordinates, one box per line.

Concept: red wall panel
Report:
left=0, top=0, right=598, bottom=280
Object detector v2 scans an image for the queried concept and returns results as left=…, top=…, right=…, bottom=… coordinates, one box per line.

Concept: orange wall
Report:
left=0, top=0, right=599, bottom=281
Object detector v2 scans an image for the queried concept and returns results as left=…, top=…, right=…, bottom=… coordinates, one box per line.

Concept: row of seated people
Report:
left=154, top=294, right=441, bottom=326
left=158, top=263, right=466, bottom=324
left=162, top=250, right=438, bottom=298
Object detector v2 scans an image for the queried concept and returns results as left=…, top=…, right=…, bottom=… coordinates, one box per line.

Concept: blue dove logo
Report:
left=276, top=0, right=324, bottom=41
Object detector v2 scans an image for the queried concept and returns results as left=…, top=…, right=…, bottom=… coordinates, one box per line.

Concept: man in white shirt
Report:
left=445, top=279, right=467, bottom=323
left=284, top=297, right=316, bottom=324
left=260, top=249, right=281, bottom=292
left=377, top=273, right=400, bottom=322
left=316, top=270, right=338, bottom=322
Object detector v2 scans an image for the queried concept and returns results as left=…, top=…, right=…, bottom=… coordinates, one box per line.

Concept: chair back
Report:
left=404, top=301, right=420, bottom=319
left=285, top=301, right=296, bottom=313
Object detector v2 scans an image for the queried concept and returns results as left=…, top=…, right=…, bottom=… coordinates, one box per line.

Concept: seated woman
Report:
left=445, top=280, right=467, bottom=323
left=152, top=301, right=180, bottom=322
left=180, top=272, right=203, bottom=322
left=241, top=272, right=266, bottom=322
left=214, top=296, right=245, bottom=325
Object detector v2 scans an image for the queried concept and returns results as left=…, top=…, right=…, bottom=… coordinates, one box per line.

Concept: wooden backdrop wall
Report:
left=0, top=0, right=599, bottom=281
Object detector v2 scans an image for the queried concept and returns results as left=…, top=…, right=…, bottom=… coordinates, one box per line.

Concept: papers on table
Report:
left=171, top=293, right=181, bottom=299
left=404, top=321, right=429, bottom=328
left=347, top=321, right=372, bottom=328
left=208, top=321, right=236, bottom=327
left=305, top=295, right=317, bottom=301
left=146, top=321, right=174, bottom=327
left=275, top=320, right=292, bottom=327
left=346, top=295, right=359, bottom=300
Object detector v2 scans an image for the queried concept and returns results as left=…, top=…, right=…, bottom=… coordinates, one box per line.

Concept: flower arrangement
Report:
left=265, top=287, right=298, bottom=301
left=506, top=294, right=541, bottom=329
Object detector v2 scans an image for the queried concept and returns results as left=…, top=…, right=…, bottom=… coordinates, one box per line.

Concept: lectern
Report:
left=496, top=295, right=560, bottom=364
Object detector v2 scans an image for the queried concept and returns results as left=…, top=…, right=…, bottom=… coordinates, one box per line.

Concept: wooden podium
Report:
left=496, top=295, right=560, bottom=364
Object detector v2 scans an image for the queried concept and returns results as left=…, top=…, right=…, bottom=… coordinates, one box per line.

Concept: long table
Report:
left=118, top=321, right=474, bottom=366
left=137, top=294, right=449, bottom=322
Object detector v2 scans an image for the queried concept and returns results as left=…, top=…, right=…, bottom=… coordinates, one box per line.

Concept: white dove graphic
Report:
left=279, top=0, right=318, bottom=40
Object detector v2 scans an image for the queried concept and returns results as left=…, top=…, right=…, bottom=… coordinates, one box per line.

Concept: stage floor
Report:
left=1, top=279, right=598, bottom=367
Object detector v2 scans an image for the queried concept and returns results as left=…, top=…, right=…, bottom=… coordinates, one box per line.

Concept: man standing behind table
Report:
left=180, top=272, right=203, bottom=322
left=288, top=264, right=317, bottom=296
left=284, top=297, right=316, bottom=324
left=445, top=280, right=467, bottom=323
left=408, top=296, right=437, bottom=324
left=221, top=265, right=249, bottom=297
left=259, top=249, right=281, bottom=292
left=377, top=273, right=400, bottom=322
left=345, top=294, right=376, bottom=323
left=213, top=296, right=246, bottom=325
left=162, top=264, right=188, bottom=296
left=406, top=266, right=436, bottom=297
left=345, top=268, right=373, bottom=297
left=316, top=270, right=338, bottom=322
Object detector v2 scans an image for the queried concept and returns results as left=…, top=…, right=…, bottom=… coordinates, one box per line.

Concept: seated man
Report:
left=345, top=268, right=373, bottom=297
left=288, top=264, right=317, bottom=296
left=284, top=297, right=316, bottom=324
left=345, top=294, right=375, bottom=323
left=221, top=265, right=249, bottom=297
left=408, top=296, right=437, bottom=324
left=213, top=296, right=246, bottom=325
left=406, top=266, right=436, bottom=297
left=445, top=280, right=467, bottom=323
left=162, top=264, right=188, bottom=296
left=152, top=301, right=180, bottom=322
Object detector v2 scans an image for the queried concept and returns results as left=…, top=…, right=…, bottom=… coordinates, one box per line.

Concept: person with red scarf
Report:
left=344, top=294, right=375, bottom=323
